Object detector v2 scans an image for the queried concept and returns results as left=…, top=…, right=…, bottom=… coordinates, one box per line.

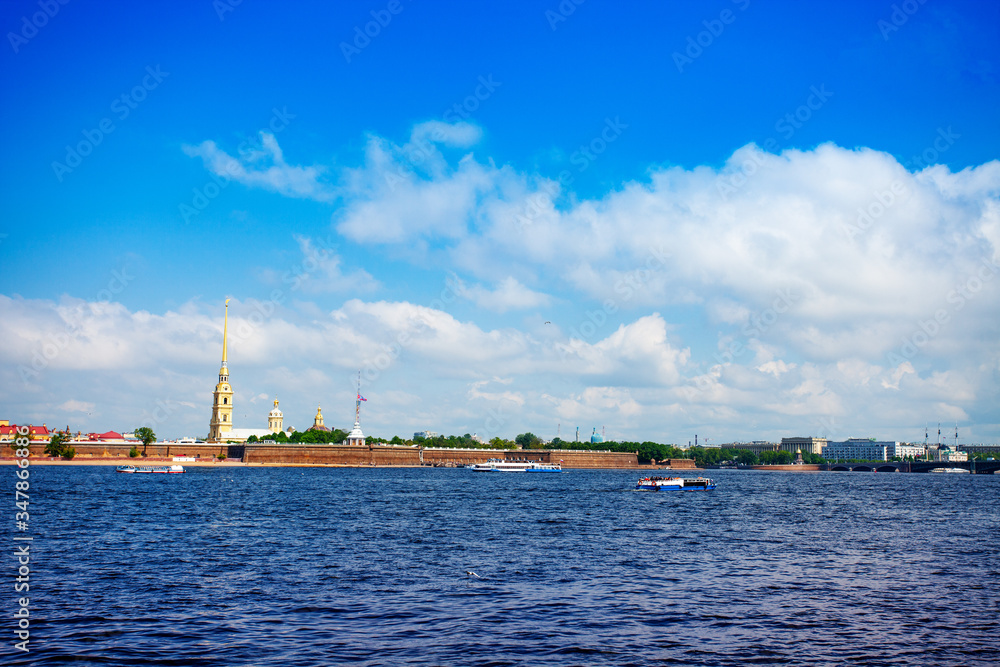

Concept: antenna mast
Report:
left=355, top=369, right=362, bottom=425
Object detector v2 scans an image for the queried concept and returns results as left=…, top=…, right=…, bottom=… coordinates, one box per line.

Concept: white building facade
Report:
left=822, top=438, right=892, bottom=461
left=887, top=442, right=925, bottom=459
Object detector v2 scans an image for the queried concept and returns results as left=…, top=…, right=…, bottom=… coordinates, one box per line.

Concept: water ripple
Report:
left=11, top=467, right=999, bottom=666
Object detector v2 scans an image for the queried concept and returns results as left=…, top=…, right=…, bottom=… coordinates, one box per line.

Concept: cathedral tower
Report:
left=208, top=299, right=234, bottom=441
left=268, top=397, right=283, bottom=433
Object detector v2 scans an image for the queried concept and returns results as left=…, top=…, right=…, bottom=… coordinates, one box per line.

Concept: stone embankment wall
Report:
left=6, top=442, right=640, bottom=468
left=240, top=445, right=639, bottom=467
left=243, top=444, right=422, bottom=466
left=546, top=449, right=638, bottom=468
left=9, top=442, right=230, bottom=458
left=748, top=464, right=821, bottom=472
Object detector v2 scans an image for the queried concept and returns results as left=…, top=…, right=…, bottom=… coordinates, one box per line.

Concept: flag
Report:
left=358, top=394, right=367, bottom=402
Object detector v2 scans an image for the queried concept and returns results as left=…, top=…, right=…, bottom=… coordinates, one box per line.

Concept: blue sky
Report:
left=2, top=0, right=998, bottom=444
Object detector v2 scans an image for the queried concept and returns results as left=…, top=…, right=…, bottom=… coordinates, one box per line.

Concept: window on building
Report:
left=223, top=398, right=228, bottom=404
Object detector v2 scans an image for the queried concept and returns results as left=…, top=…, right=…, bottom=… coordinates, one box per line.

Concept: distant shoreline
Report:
left=0, top=457, right=834, bottom=471
left=1, top=456, right=678, bottom=470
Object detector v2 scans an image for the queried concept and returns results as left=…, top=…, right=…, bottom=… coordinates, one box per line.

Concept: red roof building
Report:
left=0, top=422, right=50, bottom=443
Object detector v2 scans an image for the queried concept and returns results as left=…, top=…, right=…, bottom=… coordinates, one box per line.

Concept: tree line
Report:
left=246, top=428, right=349, bottom=444
left=77, top=424, right=840, bottom=466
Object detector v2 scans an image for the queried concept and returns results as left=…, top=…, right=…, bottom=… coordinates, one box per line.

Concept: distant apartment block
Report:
left=414, top=431, right=437, bottom=439
left=822, top=438, right=893, bottom=461
left=960, top=443, right=1000, bottom=456
left=888, top=442, right=925, bottom=459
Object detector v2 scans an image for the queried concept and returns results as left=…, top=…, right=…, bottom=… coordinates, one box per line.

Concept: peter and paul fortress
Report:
left=198, top=300, right=635, bottom=468
left=205, top=300, right=355, bottom=444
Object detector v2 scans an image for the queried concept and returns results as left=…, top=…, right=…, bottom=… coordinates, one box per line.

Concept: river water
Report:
left=13, top=466, right=1000, bottom=666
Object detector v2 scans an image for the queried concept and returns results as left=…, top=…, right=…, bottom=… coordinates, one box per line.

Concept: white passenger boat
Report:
left=469, top=458, right=562, bottom=472
left=636, top=476, right=715, bottom=491
left=116, top=465, right=185, bottom=474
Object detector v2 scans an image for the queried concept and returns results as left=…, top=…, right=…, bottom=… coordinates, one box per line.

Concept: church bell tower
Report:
left=268, top=397, right=283, bottom=433
left=208, top=299, right=234, bottom=441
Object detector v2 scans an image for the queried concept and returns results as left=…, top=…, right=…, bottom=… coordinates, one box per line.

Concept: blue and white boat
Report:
left=116, top=464, right=185, bottom=474
left=636, top=476, right=715, bottom=491
left=470, top=459, right=562, bottom=473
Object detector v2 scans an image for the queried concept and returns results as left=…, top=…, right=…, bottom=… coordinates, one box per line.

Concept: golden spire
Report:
left=222, top=298, right=229, bottom=367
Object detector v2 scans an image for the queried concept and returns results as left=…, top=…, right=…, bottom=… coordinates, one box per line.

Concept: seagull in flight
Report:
left=466, top=570, right=482, bottom=579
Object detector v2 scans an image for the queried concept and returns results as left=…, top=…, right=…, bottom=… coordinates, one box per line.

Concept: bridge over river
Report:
left=822, top=460, right=1000, bottom=474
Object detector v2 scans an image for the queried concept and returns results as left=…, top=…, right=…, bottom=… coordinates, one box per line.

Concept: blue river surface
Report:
left=11, top=466, right=1000, bottom=666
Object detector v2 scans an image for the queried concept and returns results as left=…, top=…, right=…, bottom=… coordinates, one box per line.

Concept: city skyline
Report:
left=2, top=1, right=999, bottom=442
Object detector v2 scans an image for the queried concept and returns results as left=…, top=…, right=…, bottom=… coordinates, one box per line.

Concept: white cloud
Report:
left=756, top=360, right=795, bottom=377
left=182, top=132, right=332, bottom=201
left=451, top=276, right=553, bottom=313
left=72, top=128, right=1000, bottom=442
left=57, top=399, right=95, bottom=413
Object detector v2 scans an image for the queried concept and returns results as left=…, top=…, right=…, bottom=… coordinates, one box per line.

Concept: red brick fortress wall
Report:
left=4, top=442, right=640, bottom=468
left=7, top=443, right=231, bottom=459
left=546, top=449, right=638, bottom=468
left=242, top=444, right=422, bottom=465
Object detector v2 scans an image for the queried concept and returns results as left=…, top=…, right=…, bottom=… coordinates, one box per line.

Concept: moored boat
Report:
left=116, top=465, right=185, bottom=474
left=636, top=476, right=715, bottom=491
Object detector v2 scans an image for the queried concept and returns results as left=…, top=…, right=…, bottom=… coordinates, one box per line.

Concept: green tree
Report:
left=134, top=427, right=156, bottom=457
left=45, top=432, right=70, bottom=458
left=759, top=450, right=794, bottom=465
left=489, top=437, right=509, bottom=450
left=515, top=432, right=541, bottom=449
